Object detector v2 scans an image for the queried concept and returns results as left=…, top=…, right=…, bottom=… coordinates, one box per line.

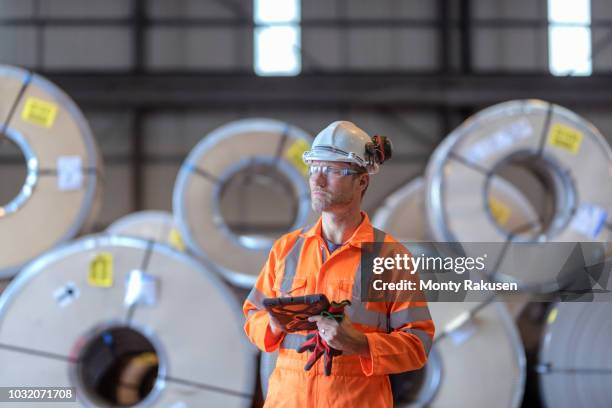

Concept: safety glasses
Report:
left=308, top=165, right=362, bottom=177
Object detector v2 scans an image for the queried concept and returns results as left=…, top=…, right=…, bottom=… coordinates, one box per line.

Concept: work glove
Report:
left=297, top=300, right=351, bottom=376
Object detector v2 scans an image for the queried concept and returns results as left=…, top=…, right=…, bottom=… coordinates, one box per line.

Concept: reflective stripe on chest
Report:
left=277, top=227, right=390, bottom=345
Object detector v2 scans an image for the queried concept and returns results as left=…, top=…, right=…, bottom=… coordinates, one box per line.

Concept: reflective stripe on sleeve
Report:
left=401, top=327, right=433, bottom=355
left=246, top=287, right=266, bottom=309
left=389, top=306, right=433, bottom=329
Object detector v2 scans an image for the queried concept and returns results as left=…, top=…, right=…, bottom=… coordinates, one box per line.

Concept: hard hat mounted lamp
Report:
left=366, top=134, right=393, bottom=165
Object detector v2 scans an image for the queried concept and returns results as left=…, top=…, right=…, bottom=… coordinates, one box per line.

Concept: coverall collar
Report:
left=301, top=211, right=375, bottom=248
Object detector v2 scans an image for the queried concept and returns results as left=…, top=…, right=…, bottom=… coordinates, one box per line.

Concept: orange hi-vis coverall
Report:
left=243, top=212, right=435, bottom=407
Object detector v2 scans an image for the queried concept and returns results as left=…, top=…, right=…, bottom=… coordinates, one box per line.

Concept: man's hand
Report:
left=308, top=311, right=369, bottom=356
left=268, top=314, right=286, bottom=337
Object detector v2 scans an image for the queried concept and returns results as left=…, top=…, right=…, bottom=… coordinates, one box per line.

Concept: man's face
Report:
left=308, top=160, right=367, bottom=213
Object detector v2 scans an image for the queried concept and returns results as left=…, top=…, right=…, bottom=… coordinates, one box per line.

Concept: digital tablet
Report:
left=263, top=294, right=330, bottom=332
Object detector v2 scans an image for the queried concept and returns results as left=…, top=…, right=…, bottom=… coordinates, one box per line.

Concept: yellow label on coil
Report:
left=88, top=253, right=113, bottom=288
left=133, top=352, right=159, bottom=366
left=547, top=124, right=583, bottom=154
left=285, top=139, right=310, bottom=177
left=546, top=308, right=558, bottom=325
left=21, top=97, right=59, bottom=128
left=488, top=197, right=512, bottom=227
left=168, top=228, right=186, bottom=252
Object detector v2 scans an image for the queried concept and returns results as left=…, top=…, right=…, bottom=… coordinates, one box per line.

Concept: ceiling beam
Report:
left=43, top=72, right=612, bottom=110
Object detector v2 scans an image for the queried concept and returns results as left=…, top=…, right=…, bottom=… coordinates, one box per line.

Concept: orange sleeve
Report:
left=243, top=238, right=285, bottom=352
left=359, top=237, right=435, bottom=376
left=359, top=300, right=435, bottom=376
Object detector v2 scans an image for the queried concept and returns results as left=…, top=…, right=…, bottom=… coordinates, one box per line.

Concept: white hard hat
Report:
left=303, top=121, right=390, bottom=174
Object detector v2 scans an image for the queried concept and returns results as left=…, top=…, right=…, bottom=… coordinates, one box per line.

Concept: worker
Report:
left=243, top=121, right=435, bottom=407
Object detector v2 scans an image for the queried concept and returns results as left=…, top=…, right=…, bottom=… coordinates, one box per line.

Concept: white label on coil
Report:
left=124, top=269, right=158, bottom=307
left=465, top=119, right=533, bottom=163
left=57, top=156, right=83, bottom=191
left=571, top=204, right=607, bottom=239
left=53, top=282, right=80, bottom=308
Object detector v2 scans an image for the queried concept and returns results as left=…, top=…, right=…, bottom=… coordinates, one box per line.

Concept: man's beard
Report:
left=311, top=190, right=352, bottom=212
